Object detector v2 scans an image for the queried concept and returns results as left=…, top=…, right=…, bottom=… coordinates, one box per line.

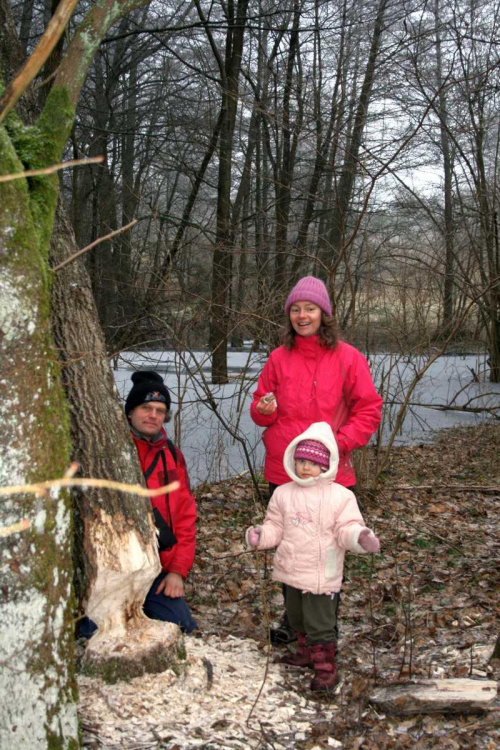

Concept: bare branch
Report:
left=0, top=0, right=80, bottom=123
left=0, top=155, right=104, bottom=184
left=0, top=473, right=179, bottom=500
left=52, top=219, right=138, bottom=272
left=0, top=519, right=30, bottom=537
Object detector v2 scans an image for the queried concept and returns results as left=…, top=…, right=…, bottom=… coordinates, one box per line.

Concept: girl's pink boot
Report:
left=309, top=642, right=339, bottom=691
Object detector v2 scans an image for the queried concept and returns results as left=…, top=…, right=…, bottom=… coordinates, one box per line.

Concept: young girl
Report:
left=246, top=422, right=380, bottom=692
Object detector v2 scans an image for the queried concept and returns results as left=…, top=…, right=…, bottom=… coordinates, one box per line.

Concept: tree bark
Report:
left=0, top=117, right=79, bottom=750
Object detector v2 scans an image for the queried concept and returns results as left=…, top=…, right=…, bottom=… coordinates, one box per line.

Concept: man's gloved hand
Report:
left=358, top=528, right=380, bottom=553
left=246, top=525, right=261, bottom=548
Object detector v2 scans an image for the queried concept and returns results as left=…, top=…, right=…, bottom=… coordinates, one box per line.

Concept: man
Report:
left=79, top=370, right=197, bottom=637
left=125, top=370, right=198, bottom=632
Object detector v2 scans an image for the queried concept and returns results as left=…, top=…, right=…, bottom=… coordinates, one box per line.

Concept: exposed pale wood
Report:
left=370, top=679, right=498, bottom=716
left=82, top=620, right=181, bottom=683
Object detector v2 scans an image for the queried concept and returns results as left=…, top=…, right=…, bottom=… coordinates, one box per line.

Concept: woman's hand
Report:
left=255, top=392, right=277, bottom=415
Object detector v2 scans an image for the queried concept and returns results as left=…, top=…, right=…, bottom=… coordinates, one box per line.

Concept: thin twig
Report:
left=0, top=155, right=104, bottom=183
left=389, top=484, right=499, bottom=493
left=51, top=219, right=138, bottom=271
left=0, top=519, right=30, bottom=537
left=368, top=553, right=377, bottom=679
left=247, top=550, right=272, bottom=727
left=0, top=473, right=179, bottom=500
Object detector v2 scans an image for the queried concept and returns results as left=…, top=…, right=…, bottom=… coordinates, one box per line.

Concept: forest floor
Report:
left=79, top=423, right=500, bottom=750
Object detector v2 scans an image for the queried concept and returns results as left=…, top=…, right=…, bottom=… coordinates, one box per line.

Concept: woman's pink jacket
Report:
left=252, top=422, right=369, bottom=595
left=250, top=336, right=382, bottom=487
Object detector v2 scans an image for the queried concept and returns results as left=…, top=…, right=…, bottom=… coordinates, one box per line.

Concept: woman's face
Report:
left=289, top=301, right=322, bottom=337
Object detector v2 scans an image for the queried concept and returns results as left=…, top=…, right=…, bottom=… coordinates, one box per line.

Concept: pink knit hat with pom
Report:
left=284, top=276, right=332, bottom=316
left=294, top=439, right=330, bottom=469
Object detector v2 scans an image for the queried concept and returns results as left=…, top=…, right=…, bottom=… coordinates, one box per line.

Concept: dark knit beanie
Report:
left=125, top=371, right=171, bottom=416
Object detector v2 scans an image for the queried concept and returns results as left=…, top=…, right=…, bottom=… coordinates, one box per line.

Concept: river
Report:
left=113, top=349, right=499, bottom=485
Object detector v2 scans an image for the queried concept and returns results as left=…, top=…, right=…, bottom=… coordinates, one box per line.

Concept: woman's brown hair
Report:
left=282, top=312, right=339, bottom=350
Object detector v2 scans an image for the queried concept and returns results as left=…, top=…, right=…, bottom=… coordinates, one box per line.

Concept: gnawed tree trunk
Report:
left=370, top=679, right=497, bottom=716
left=50, top=204, right=180, bottom=680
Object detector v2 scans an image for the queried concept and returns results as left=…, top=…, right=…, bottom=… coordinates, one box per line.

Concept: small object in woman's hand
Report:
left=262, top=392, right=276, bottom=404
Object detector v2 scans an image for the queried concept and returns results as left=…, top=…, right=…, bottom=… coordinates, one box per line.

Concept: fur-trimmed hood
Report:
left=283, top=422, right=339, bottom=487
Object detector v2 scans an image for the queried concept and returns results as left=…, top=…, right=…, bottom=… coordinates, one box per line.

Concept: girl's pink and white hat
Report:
left=294, top=439, right=330, bottom=469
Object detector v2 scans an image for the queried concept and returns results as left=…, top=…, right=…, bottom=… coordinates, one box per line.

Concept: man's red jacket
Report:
left=132, top=430, right=197, bottom=578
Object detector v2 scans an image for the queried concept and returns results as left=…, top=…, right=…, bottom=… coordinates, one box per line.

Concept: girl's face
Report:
left=289, top=301, right=322, bottom=337
left=295, top=458, right=323, bottom=479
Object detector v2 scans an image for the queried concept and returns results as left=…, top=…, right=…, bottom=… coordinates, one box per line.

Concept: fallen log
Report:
left=370, top=679, right=498, bottom=716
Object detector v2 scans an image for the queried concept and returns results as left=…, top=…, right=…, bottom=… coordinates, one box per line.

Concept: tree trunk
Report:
left=207, top=0, right=250, bottom=383
left=324, top=0, right=388, bottom=269
left=50, top=204, right=179, bottom=679
left=273, top=0, right=301, bottom=292
left=435, top=0, right=454, bottom=335
left=0, top=129, right=79, bottom=750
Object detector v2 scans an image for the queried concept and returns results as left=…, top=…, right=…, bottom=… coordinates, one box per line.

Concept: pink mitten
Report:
left=358, top=528, right=380, bottom=553
left=246, top=526, right=261, bottom=548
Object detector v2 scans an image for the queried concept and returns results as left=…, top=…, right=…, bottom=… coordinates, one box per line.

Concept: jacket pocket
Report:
left=325, top=546, right=338, bottom=579
left=274, top=540, right=295, bottom=568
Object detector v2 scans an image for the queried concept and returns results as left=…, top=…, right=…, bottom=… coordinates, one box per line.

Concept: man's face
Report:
left=129, top=402, right=167, bottom=438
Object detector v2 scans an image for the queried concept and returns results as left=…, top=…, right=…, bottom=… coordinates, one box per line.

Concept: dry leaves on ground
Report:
left=80, top=423, right=500, bottom=749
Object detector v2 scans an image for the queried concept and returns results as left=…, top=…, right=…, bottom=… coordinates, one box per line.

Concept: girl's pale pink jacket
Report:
left=251, top=422, right=369, bottom=595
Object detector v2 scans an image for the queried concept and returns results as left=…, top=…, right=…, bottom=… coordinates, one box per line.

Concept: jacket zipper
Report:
left=317, top=486, right=322, bottom=593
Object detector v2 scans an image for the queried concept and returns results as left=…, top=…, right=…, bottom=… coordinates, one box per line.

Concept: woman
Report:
left=250, top=276, right=382, bottom=642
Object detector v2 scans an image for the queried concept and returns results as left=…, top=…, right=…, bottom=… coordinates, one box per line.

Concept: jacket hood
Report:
left=283, top=422, right=339, bottom=486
